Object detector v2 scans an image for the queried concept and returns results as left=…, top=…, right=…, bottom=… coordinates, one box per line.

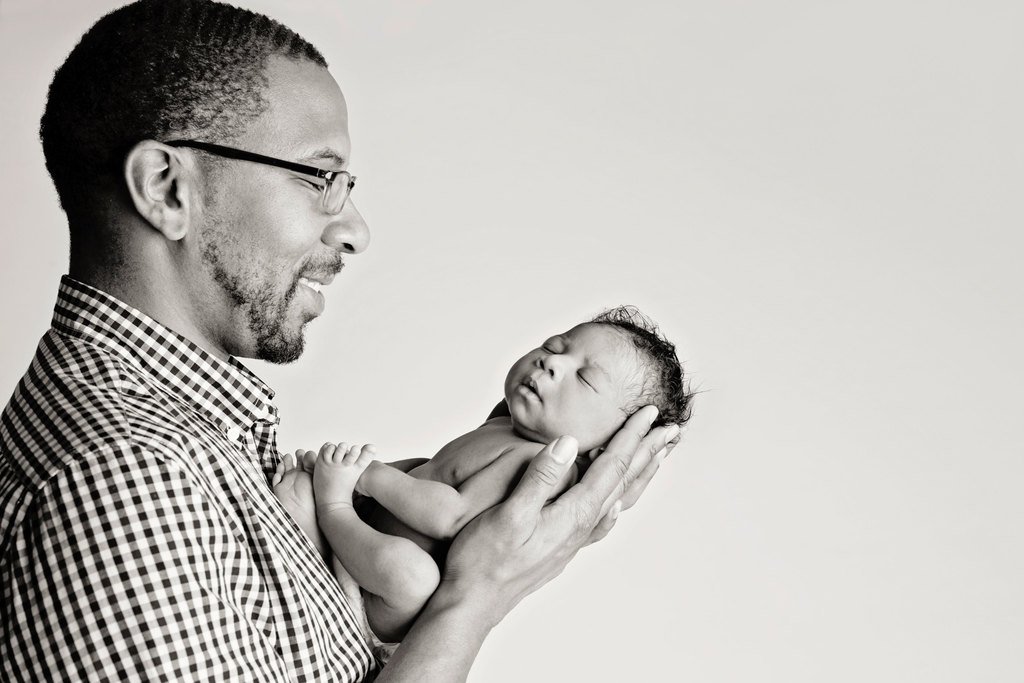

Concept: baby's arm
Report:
left=358, top=443, right=551, bottom=540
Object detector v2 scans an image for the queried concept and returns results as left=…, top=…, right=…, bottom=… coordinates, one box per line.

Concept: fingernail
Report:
left=648, top=407, right=660, bottom=425
left=609, top=500, right=622, bottom=520
left=552, top=436, right=578, bottom=463
left=665, top=424, right=680, bottom=442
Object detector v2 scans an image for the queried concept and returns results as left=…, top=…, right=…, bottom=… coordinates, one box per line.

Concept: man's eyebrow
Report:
left=298, top=148, right=347, bottom=168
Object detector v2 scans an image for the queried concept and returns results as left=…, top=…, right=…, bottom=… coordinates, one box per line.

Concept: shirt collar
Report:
left=51, top=275, right=278, bottom=433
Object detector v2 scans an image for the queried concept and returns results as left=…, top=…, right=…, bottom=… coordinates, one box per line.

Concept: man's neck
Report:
left=68, top=260, right=233, bottom=362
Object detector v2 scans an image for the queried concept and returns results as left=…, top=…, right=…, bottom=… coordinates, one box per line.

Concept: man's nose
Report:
left=321, top=199, right=370, bottom=254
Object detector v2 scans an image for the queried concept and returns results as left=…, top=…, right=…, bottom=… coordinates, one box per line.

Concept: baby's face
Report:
left=504, top=323, right=642, bottom=452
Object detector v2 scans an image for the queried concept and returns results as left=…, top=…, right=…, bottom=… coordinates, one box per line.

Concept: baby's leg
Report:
left=272, top=451, right=330, bottom=561
left=314, top=443, right=440, bottom=641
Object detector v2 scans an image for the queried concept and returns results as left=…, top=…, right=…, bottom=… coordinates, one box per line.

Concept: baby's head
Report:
left=503, top=306, right=693, bottom=452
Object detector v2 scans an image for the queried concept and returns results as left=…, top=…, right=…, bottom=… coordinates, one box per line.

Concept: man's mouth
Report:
left=298, top=276, right=323, bottom=293
left=297, top=268, right=338, bottom=293
left=296, top=270, right=339, bottom=315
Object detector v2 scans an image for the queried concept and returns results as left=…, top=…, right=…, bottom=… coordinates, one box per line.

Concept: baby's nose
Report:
left=539, top=354, right=566, bottom=380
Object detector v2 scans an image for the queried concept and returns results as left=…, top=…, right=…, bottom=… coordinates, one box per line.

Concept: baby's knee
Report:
left=379, top=539, right=440, bottom=606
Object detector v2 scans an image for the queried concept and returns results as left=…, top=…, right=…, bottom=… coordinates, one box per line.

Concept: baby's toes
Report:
left=271, top=460, right=286, bottom=487
left=318, top=442, right=339, bottom=464
left=355, top=444, right=377, bottom=467
left=299, top=449, right=318, bottom=472
left=342, top=444, right=364, bottom=464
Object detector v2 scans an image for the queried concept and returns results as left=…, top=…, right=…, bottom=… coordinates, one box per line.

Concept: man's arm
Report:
left=1, top=444, right=299, bottom=681
left=376, top=405, right=680, bottom=681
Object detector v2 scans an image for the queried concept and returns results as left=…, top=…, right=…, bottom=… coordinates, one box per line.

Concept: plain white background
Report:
left=2, top=1, right=1022, bottom=680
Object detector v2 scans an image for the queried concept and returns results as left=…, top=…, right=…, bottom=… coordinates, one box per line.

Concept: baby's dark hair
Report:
left=590, top=306, right=693, bottom=428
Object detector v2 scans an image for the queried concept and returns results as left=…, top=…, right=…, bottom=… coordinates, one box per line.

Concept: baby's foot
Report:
left=272, top=451, right=328, bottom=559
left=313, top=442, right=376, bottom=515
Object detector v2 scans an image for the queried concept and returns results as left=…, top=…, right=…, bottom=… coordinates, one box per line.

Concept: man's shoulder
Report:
left=0, top=331, right=236, bottom=558
left=1, top=330, right=200, bottom=490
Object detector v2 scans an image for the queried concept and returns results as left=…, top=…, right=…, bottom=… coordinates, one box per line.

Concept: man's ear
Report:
left=123, top=141, right=194, bottom=241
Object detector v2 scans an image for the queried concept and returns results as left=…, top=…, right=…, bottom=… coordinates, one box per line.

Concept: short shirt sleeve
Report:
left=1, top=443, right=293, bottom=682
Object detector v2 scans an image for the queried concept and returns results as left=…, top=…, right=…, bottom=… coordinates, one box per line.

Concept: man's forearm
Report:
left=375, top=582, right=496, bottom=682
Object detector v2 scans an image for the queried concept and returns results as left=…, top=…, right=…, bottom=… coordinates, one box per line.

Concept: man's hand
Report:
left=442, top=405, right=680, bottom=620
left=377, top=406, right=680, bottom=680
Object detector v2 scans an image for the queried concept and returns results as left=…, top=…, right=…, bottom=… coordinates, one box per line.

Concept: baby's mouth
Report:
left=521, top=376, right=541, bottom=400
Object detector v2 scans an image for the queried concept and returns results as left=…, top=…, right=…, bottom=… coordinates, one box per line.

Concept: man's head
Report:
left=41, top=0, right=369, bottom=362
left=504, top=306, right=693, bottom=451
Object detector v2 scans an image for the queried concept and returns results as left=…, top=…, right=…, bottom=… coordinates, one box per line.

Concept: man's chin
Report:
left=254, top=322, right=309, bottom=364
left=239, top=295, right=317, bottom=363
left=257, top=339, right=304, bottom=364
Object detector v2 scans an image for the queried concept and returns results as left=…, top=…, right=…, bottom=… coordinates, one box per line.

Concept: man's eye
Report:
left=300, top=178, right=324, bottom=191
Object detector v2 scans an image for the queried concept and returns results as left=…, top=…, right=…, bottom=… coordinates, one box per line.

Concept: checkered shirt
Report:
left=0, top=276, right=375, bottom=682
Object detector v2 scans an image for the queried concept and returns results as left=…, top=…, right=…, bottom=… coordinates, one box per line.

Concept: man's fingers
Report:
left=505, top=435, right=579, bottom=515
left=609, top=423, right=678, bottom=513
left=618, top=443, right=667, bottom=511
left=586, top=499, right=622, bottom=546
left=562, top=406, right=657, bottom=509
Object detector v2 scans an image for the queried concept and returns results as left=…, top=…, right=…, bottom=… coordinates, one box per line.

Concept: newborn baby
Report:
left=272, top=306, right=692, bottom=649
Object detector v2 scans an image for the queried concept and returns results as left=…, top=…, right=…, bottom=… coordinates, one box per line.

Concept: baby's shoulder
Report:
left=471, top=417, right=545, bottom=455
left=431, top=419, right=542, bottom=485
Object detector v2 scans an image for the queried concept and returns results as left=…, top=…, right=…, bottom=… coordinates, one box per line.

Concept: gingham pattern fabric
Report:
left=0, top=276, right=374, bottom=682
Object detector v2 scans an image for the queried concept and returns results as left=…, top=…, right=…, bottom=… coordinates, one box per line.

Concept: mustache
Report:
left=284, top=252, right=345, bottom=300
left=298, top=252, right=345, bottom=279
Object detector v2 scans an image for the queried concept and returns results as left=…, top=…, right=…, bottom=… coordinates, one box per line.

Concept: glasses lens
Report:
left=324, top=172, right=355, bottom=214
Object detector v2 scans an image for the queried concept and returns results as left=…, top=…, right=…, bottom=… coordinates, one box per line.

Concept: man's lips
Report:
left=297, top=277, right=321, bottom=293
left=297, top=268, right=340, bottom=294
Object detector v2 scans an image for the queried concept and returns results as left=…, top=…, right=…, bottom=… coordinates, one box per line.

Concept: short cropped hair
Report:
left=40, top=0, right=326, bottom=226
left=591, top=306, right=694, bottom=427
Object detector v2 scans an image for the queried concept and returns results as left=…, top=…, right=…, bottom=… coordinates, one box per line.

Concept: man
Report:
left=0, top=1, right=679, bottom=680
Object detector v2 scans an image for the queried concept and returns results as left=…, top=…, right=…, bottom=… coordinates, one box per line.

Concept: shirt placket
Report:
left=252, top=412, right=281, bottom=478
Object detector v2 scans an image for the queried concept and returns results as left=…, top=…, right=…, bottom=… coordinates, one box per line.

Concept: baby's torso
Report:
left=361, top=418, right=550, bottom=561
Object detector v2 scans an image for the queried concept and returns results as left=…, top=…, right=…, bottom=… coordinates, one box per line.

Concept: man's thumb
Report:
left=510, top=435, right=579, bottom=512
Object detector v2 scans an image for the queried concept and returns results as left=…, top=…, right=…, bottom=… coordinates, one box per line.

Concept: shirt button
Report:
left=226, top=426, right=243, bottom=441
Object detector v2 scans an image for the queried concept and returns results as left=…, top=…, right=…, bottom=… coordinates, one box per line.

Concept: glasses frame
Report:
left=164, top=139, right=356, bottom=214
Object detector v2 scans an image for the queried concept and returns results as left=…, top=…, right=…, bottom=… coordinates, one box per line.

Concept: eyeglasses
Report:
left=165, top=139, right=356, bottom=215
